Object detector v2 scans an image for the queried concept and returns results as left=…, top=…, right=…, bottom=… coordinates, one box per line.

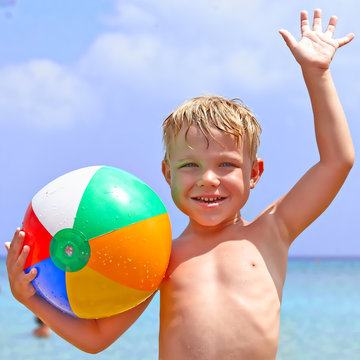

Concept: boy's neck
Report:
left=183, top=212, right=247, bottom=237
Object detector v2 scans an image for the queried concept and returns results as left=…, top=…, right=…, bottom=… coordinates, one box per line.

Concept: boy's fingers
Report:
left=300, top=10, right=310, bottom=34
left=8, top=229, right=25, bottom=257
left=312, top=9, right=322, bottom=32
left=279, top=29, right=297, bottom=50
left=15, top=245, right=31, bottom=272
left=336, top=33, right=355, bottom=48
left=13, top=227, right=21, bottom=239
left=4, top=242, right=11, bottom=251
left=325, top=16, right=337, bottom=37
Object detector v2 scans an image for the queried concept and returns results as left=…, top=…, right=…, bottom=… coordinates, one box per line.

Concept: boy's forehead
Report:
left=168, top=125, right=245, bottom=157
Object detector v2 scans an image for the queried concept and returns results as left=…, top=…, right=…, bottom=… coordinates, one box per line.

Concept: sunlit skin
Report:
left=4, top=10, right=355, bottom=359
left=159, top=127, right=290, bottom=359
left=162, top=125, right=264, bottom=233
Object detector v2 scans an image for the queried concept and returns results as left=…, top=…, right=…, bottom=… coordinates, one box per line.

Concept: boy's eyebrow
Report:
left=216, top=151, right=243, bottom=160
left=175, top=158, right=194, bottom=164
left=174, top=153, right=243, bottom=164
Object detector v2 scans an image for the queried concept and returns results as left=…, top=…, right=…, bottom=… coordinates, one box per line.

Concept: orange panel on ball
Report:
left=86, top=213, right=172, bottom=291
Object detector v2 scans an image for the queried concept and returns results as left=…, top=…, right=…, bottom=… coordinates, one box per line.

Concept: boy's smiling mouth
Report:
left=191, top=196, right=227, bottom=206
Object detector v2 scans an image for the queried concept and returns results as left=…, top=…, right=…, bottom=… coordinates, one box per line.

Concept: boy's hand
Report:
left=5, top=229, right=38, bottom=304
left=279, top=9, right=354, bottom=70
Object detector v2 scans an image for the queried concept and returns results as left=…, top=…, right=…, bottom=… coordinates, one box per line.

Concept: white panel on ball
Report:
left=32, top=166, right=102, bottom=236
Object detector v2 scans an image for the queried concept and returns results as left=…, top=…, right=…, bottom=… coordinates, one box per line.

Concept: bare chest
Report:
left=159, top=240, right=283, bottom=359
left=166, top=239, right=283, bottom=298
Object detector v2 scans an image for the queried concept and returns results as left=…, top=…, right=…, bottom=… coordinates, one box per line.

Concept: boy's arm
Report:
left=5, top=229, right=153, bottom=354
left=272, top=10, right=354, bottom=242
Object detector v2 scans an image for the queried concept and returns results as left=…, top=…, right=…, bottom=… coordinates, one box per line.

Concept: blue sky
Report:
left=0, top=0, right=359, bottom=257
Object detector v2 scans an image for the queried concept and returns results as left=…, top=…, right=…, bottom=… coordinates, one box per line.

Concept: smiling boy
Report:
left=5, top=10, right=354, bottom=360
left=160, top=115, right=279, bottom=358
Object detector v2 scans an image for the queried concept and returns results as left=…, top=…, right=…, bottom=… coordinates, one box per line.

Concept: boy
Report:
left=5, top=10, right=354, bottom=360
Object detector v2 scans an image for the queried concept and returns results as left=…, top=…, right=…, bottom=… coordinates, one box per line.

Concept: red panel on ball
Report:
left=22, top=202, right=53, bottom=269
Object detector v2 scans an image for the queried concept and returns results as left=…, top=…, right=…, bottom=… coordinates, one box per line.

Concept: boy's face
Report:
left=162, top=125, right=263, bottom=229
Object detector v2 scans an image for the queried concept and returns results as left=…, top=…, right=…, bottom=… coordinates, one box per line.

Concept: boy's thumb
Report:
left=27, top=267, right=38, bottom=281
left=279, top=29, right=297, bottom=50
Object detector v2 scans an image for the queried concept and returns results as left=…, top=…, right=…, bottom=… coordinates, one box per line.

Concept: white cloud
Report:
left=79, top=32, right=161, bottom=80
left=79, top=32, right=286, bottom=98
left=1, top=0, right=357, bottom=129
left=87, top=0, right=294, bottom=95
left=0, top=60, right=101, bottom=129
left=225, top=50, right=286, bottom=90
left=105, top=0, right=287, bottom=39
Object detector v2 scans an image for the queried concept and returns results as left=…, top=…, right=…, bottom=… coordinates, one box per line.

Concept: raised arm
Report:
left=5, top=229, right=153, bottom=354
left=273, top=10, right=354, bottom=242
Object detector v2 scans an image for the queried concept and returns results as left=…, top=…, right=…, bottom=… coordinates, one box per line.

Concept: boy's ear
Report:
left=250, top=158, right=264, bottom=189
left=162, top=159, right=171, bottom=186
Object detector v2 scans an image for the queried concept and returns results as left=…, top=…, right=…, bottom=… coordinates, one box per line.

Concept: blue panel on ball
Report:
left=26, top=257, right=76, bottom=317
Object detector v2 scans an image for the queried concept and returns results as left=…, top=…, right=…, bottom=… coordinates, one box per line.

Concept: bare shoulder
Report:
left=163, top=235, right=191, bottom=279
left=249, top=198, right=287, bottom=242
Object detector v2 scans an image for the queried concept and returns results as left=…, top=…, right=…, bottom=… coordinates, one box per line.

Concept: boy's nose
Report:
left=197, top=170, right=220, bottom=187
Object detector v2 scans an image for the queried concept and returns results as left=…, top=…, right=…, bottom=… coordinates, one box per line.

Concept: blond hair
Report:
left=162, top=95, right=261, bottom=163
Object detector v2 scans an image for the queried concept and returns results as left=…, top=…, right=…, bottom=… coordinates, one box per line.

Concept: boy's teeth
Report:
left=197, top=196, right=222, bottom=202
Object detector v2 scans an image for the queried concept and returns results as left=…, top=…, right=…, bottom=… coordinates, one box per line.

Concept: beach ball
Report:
left=22, top=166, right=172, bottom=319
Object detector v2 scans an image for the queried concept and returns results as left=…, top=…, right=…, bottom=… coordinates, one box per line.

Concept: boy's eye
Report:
left=180, top=163, right=198, bottom=168
left=220, top=162, right=236, bottom=167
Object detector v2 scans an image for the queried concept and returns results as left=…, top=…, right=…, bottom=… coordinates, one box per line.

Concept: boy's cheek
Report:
left=171, top=184, right=182, bottom=204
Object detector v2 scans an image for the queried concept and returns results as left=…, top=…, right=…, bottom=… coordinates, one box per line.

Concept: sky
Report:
left=0, top=0, right=359, bottom=258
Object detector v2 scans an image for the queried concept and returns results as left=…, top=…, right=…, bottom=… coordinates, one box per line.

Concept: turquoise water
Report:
left=277, top=259, right=360, bottom=359
left=1, top=258, right=360, bottom=359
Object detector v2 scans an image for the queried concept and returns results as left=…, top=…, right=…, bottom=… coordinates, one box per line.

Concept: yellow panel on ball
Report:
left=66, top=266, right=154, bottom=319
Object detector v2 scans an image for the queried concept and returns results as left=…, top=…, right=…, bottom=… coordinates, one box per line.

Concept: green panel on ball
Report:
left=73, top=166, right=167, bottom=240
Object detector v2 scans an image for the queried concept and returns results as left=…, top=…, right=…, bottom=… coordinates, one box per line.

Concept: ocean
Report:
left=1, top=258, right=360, bottom=360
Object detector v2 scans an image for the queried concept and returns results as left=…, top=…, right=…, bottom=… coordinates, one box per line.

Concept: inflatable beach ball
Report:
left=22, top=166, right=172, bottom=319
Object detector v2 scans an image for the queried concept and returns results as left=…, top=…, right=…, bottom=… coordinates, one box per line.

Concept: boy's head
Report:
left=162, top=95, right=262, bottom=164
